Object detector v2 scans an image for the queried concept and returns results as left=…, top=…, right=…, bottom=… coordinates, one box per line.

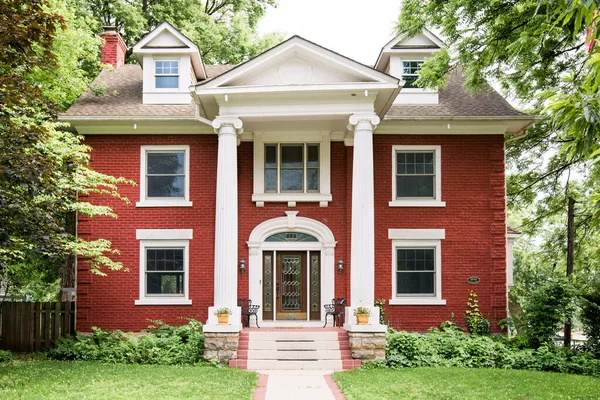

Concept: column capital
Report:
left=212, top=117, right=243, bottom=134
left=347, top=113, right=380, bottom=131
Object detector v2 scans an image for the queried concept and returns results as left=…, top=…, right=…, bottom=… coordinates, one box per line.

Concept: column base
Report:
left=347, top=331, right=386, bottom=361
left=203, top=332, right=240, bottom=363
left=343, top=306, right=387, bottom=332
left=203, top=306, right=243, bottom=333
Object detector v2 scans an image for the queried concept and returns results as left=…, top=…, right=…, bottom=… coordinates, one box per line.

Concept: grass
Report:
left=333, top=367, right=600, bottom=400
left=0, top=359, right=257, bottom=400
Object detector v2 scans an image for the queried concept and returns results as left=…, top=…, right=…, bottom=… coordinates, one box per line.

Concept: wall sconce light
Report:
left=337, top=259, right=344, bottom=275
left=239, top=259, right=246, bottom=275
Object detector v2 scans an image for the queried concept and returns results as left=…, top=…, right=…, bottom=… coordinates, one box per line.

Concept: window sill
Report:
left=135, top=298, right=192, bottom=306
left=389, top=298, right=446, bottom=306
left=252, top=193, right=332, bottom=206
left=389, top=200, right=446, bottom=208
left=136, top=200, right=193, bottom=208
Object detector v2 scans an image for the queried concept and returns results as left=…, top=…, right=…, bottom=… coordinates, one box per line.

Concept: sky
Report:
left=257, top=0, right=403, bottom=66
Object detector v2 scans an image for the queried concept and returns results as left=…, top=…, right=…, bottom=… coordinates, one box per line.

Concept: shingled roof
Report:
left=62, top=64, right=234, bottom=118
left=63, top=63, right=524, bottom=119
left=386, top=68, right=525, bottom=118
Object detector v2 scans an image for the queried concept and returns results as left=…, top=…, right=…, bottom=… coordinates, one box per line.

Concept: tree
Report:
left=0, top=0, right=131, bottom=293
left=74, top=0, right=283, bottom=64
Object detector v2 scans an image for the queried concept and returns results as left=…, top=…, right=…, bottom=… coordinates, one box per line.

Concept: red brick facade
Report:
left=77, top=133, right=506, bottom=332
left=99, top=30, right=127, bottom=69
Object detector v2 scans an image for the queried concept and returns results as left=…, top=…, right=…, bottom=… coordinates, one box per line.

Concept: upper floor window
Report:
left=265, top=143, right=319, bottom=193
left=402, top=61, right=423, bottom=88
left=137, top=145, right=192, bottom=207
left=155, top=60, right=179, bottom=89
left=390, top=145, right=444, bottom=207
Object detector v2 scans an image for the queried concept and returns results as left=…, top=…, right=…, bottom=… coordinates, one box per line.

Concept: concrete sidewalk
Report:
left=254, top=370, right=345, bottom=400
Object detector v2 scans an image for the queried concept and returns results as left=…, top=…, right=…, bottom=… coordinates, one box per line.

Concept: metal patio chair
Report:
left=323, top=297, right=346, bottom=327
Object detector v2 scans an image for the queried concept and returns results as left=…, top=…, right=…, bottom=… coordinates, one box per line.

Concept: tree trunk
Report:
left=61, top=211, right=77, bottom=301
left=564, top=197, right=575, bottom=348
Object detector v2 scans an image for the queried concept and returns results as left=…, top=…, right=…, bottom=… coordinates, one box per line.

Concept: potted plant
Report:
left=215, top=307, right=232, bottom=324
left=354, top=307, right=371, bottom=325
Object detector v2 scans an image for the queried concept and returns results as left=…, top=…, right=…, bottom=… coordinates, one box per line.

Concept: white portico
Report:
left=197, top=35, right=399, bottom=333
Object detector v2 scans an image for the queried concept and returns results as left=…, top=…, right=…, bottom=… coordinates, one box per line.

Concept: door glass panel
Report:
left=310, top=255, right=319, bottom=312
left=281, top=255, right=301, bottom=311
left=264, top=254, right=272, bottom=312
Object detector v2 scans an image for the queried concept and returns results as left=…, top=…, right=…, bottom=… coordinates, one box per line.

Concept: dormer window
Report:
left=155, top=60, right=179, bottom=89
left=402, top=61, right=423, bottom=88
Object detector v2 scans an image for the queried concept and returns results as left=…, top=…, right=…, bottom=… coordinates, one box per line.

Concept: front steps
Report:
left=229, top=328, right=362, bottom=371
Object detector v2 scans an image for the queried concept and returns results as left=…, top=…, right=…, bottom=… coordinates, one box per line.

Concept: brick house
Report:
left=61, top=23, right=531, bottom=340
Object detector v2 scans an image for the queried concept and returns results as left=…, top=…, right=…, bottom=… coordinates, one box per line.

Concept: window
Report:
left=264, top=143, right=319, bottom=193
left=155, top=60, right=179, bottom=89
left=402, top=60, right=423, bottom=88
left=388, top=229, right=446, bottom=305
left=390, top=145, right=444, bottom=207
left=137, top=145, right=192, bottom=207
left=135, top=229, right=193, bottom=305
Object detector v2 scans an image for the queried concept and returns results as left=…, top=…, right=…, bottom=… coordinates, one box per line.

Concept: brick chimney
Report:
left=99, top=26, right=127, bottom=69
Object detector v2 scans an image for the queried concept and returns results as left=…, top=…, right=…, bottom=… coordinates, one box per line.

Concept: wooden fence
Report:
left=0, top=302, right=75, bottom=352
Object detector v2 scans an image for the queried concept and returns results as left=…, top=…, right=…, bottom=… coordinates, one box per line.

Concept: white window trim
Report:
left=252, top=131, right=331, bottom=206
left=401, top=60, right=424, bottom=88
left=136, top=145, right=192, bottom=207
left=135, top=229, right=192, bottom=305
left=389, top=145, right=445, bottom=207
left=389, top=230, right=446, bottom=306
left=153, top=58, right=181, bottom=91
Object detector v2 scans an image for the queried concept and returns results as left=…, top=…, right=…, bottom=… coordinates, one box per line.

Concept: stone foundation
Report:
left=203, top=332, right=240, bottom=363
left=348, top=332, right=386, bottom=360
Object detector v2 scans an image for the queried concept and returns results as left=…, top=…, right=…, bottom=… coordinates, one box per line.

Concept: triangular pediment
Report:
left=199, top=36, right=398, bottom=89
left=133, top=21, right=198, bottom=51
left=374, top=29, right=445, bottom=71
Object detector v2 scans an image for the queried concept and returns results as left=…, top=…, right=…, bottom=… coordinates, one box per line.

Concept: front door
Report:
left=276, top=252, right=306, bottom=320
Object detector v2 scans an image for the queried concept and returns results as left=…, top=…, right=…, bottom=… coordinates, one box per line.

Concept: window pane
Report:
left=265, top=168, right=277, bottom=192
left=397, top=272, right=434, bottom=295
left=148, top=176, right=184, bottom=197
left=281, top=169, right=303, bottom=191
left=307, top=168, right=319, bottom=191
left=265, top=145, right=277, bottom=167
left=281, top=145, right=303, bottom=168
left=156, top=76, right=179, bottom=88
left=397, top=249, right=435, bottom=271
left=147, top=248, right=184, bottom=271
left=307, top=145, right=319, bottom=167
left=396, top=176, right=434, bottom=198
left=147, top=273, right=184, bottom=294
left=147, top=152, right=184, bottom=174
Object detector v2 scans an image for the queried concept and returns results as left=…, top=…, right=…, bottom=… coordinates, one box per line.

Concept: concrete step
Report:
left=248, top=331, right=339, bottom=341
left=247, top=340, right=341, bottom=350
left=248, top=349, right=344, bottom=360
left=246, top=359, right=344, bottom=371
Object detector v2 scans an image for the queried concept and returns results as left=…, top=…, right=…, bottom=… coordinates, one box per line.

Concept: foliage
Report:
left=374, top=299, right=387, bottom=325
left=383, top=328, right=600, bottom=376
left=0, top=350, right=13, bottom=364
left=1, top=252, right=62, bottom=301
left=214, top=307, right=232, bottom=315
left=0, top=0, right=133, bottom=282
left=580, top=283, right=600, bottom=356
left=353, top=307, right=371, bottom=316
left=520, top=277, right=577, bottom=348
left=464, top=291, right=491, bottom=335
left=75, top=0, right=283, bottom=64
left=47, top=319, right=205, bottom=365
left=0, top=359, right=257, bottom=400
left=334, top=367, right=600, bottom=400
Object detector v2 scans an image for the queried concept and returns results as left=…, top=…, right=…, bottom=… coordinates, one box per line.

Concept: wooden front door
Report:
left=276, top=252, right=306, bottom=320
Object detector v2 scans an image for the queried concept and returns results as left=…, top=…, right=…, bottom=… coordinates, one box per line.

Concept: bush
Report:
left=0, top=349, right=13, bottom=363
left=384, top=327, right=600, bottom=376
left=47, top=319, right=204, bottom=365
left=465, top=291, right=490, bottom=335
left=581, top=292, right=600, bottom=357
left=521, top=277, right=576, bottom=348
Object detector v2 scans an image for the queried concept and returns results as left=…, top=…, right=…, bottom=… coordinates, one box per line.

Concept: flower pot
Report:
left=217, top=314, right=229, bottom=324
left=356, top=315, right=369, bottom=325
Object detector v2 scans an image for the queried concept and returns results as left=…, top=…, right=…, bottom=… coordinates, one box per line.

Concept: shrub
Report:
left=384, top=326, right=600, bottom=376
left=47, top=318, right=204, bottom=365
left=0, top=349, right=13, bottom=363
left=521, top=277, right=576, bottom=348
left=581, top=291, right=600, bottom=357
left=465, top=291, right=490, bottom=335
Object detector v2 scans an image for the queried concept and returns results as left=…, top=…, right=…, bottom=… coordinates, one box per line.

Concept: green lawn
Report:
left=333, top=367, right=600, bottom=400
left=0, top=359, right=257, bottom=400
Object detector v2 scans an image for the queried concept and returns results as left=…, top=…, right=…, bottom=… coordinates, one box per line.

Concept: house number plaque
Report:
left=467, top=276, right=481, bottom=285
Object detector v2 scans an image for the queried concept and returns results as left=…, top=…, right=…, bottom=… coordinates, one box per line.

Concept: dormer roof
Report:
left=374, top=29, right=444, bottom=71
left=132, top=21, right=207, bottom=80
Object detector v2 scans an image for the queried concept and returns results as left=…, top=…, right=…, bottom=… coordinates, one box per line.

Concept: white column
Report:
left=344, top=113, right=385, bottom=332
left=204, top=117, right=243, bottom=332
